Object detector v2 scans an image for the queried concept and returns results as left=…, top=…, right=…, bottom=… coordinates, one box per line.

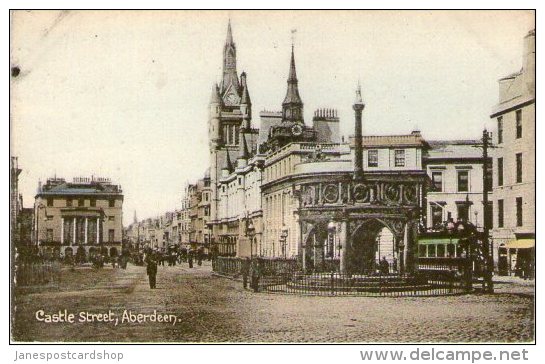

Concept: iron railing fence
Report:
left=15, top=261, right=61, bottom=287
left=213, top=257, right=470, bottom=296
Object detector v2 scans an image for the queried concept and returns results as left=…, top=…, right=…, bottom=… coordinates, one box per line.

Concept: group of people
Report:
left=144, top=248, right=205, bottom=289
left=91, top=254, right=129, bottom=269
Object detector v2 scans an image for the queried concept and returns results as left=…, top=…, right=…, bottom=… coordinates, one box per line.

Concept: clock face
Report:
left=291, top=124, right=303, bottom=136
left=225, top=92, right=238, bottom=106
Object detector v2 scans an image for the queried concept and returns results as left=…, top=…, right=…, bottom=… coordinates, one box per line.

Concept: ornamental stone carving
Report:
left=323, top=184, right=339, bottom=203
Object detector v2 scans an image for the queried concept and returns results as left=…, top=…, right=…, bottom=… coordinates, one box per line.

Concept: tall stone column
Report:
left=72, top=217, right=76, bottom=245
left=61, top=217, right=64, bottom=245
left=96, top=217, right=100, bottom=244
left=85, top=217, right=88, bottom=244
left=405, top=221, right=418, bottom=274
left=340, top=220, right=348, bottom=274
left=353, top=84, right=365, bottom=180
left=396, top=233, right=406, bottom=274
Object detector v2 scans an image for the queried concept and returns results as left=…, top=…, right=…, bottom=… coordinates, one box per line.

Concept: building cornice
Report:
left=490, top=97, right=534, bottom=118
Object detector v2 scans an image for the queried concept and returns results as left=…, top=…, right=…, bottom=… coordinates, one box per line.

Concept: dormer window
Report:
left=367, top=150, right=378, bottom=167
left=394, top=150, right=405, bottom=167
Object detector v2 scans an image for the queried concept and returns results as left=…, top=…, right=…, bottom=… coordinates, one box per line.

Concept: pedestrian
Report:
left=147, top=257, right=158, bottom=289
left=250, top=258, right=261, bottom=292
left=197, top=248, right=203, bottom=266
left=241, top=257, right=250, bottom=289
left=188, top=251, right=194, bottom=268
left=379, top=256, right=389, bottom=275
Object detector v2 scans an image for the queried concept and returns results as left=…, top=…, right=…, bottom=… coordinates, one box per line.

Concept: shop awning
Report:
left=417, top=238, right=459, bottom=245
left=505, top=239, right=535, bottom=249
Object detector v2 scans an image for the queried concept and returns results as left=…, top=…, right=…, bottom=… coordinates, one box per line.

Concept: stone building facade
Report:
left=34, top=176, right=123, bottom=260
left=491, top=29, right=535, bottom=275
left=177, top=22, right=535, bottom=276
left=424, top=140, right=492, bottom=230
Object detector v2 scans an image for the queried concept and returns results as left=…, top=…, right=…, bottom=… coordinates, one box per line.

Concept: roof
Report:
left=37, top=179, right=122, bottom=197
left=350, top=133, right=429, bottom=148
left=426, top=139, right=482, bottom=159
left=499, top=69, right=523, bottom=81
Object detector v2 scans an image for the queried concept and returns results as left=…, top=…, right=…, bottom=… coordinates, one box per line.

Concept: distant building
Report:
left=11, top=157, right=35, bottom=255
left=180, top=185, right=192, bottom=248
left=490, top=29, right=535, bottom=276
left=34, top=176, right=124, bottom=260
left=424, top=140, right=492, bottom=229
left=10, top=157, right=22, bottom=248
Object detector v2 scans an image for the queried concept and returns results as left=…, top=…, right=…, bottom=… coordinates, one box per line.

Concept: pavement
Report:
left=12, top=262, right=534, bottom=343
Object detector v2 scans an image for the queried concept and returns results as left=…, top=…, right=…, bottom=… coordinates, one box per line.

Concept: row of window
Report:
left=431, top=170, right=471, bottom=192
left=45, top=228, right=116, bottom=243
left=419, top=243, right=461, bottom=258
left=429, top=202, right=493, bottom=229
left=266, top=156, right=294, bottom=182
left=46, top=197, right=116, bottom=208
left=366, top=149, right=406, bottom=168
left=497, top=109, right=523, bottom=144
left=222, top=124, right=240, bottom=145
left=497, top=153, right=523, bottom=186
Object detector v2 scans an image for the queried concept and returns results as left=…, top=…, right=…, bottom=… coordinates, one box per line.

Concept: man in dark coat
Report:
left=379, top=256, right=389, bottom=275
left=147, top=257, right=158, bottom=289
left=241, top=257, right=251, bottom=289
left=250, top=258, right=261, bottom=292
left=188, top=250, right=194, bottom=268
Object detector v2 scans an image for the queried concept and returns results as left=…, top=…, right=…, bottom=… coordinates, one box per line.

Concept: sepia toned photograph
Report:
left=9, top=10, right=535, bottom=343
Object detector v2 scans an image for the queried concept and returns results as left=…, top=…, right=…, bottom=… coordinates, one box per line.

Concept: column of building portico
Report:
left=96, top=217, right=100, bottom=244
left=85, top=217, right=88, bottom=244
left=394, top=235, right=403, bottom=273
left=61, top=217, right=64, bottom=245
left=404, top=221, right=418, bottom=274
left=395, top=228, right=408, bottom=274
left=339, top=220, right=349, bottom=274
left=72, top=217, right=76, bottom=245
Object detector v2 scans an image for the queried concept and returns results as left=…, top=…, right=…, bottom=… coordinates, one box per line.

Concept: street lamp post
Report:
left=247, top=220, right=255, bottom=258
left=447, top=220, right=477, bottom=291
left=279, top=226, right=288, bottom=259
left=481, top=129, right=494, bottom=293
left=327, top=221, right=337, bottom=272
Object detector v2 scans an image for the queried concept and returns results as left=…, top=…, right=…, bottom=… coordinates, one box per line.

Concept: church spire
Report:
left=210, top=83, right=222, bottom=104
left=239, top=133, right=250, bottom=160
left=225, top=148, right=234, bottom=174
left=240, top=72, right=251, bottom=105
left=282, top=45, right=304, bottom=123
left=287, top=45, right=298, bottom=82
left=226, top=18, right=233, bottom=45
left=222, top=20, right=240, bottom=95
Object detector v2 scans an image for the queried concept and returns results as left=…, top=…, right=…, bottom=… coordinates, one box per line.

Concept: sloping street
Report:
left=12, top=262, right=534, bottom=343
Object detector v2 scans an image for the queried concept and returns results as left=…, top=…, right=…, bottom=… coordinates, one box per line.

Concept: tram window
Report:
left=428, top=245, right=436, bottom=257
left=437, top=244, right=445, bottom=257
left=447, top=244, right=455, bottom=257
left=419, top=245, right=427, bottom=257
left=456, top=245, right=463, bottom=257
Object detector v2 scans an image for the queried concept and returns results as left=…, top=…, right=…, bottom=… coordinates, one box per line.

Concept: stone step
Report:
left=282, top=283, right=437, bottom=293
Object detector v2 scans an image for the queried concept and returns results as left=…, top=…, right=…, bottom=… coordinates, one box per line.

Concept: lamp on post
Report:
left=449, top=219, right=476, bottom=291
left=246, top=219, right=255, bottom=258
left=327, top=221, right=338, bottom=272
left=279, top=225, right=288, bottom=259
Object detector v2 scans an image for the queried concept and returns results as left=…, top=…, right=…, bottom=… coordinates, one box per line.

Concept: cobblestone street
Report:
left=12, top=262, right=534, bottom=343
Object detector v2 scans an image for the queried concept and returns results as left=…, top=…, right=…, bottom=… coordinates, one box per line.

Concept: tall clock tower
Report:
left=262, top=45, right=316, bottom=152
left=209, top=21, right=257, bottom=233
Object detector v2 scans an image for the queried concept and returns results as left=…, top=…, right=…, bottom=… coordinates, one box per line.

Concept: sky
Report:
left=10, top=10, right=535, bottom=226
